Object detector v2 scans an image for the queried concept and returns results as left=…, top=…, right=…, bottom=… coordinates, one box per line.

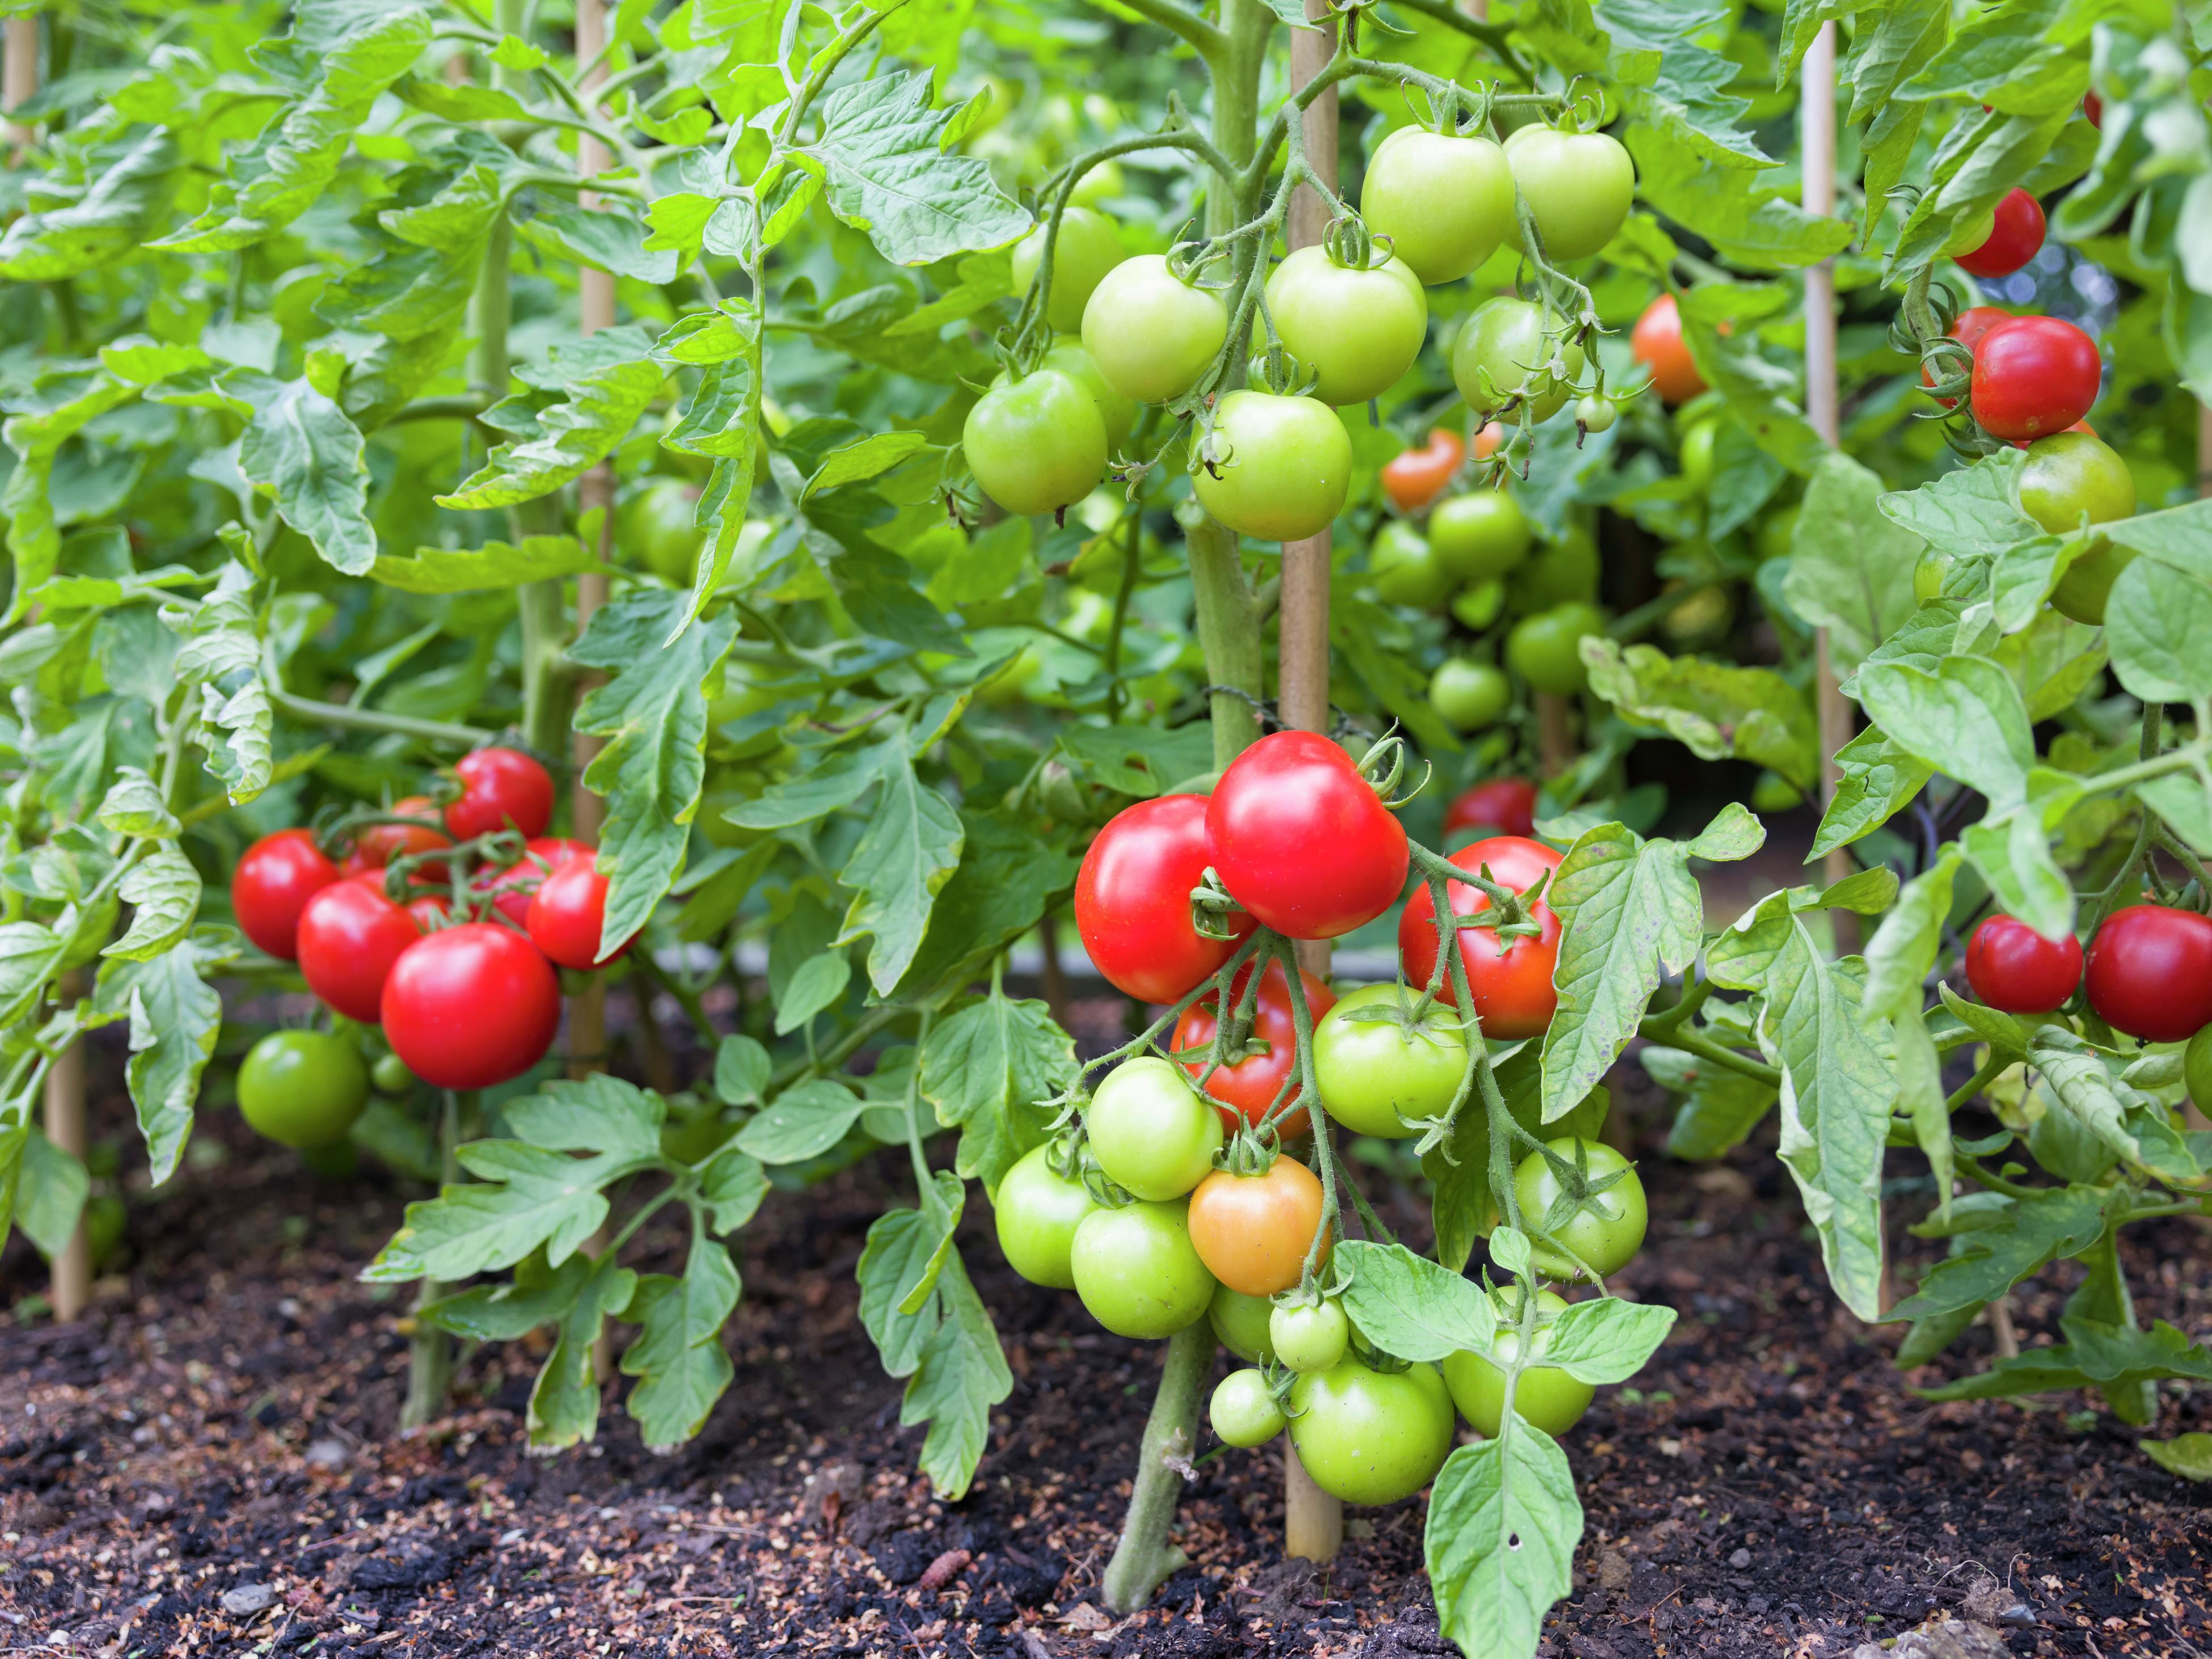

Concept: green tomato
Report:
left=1576, top=395, right=1618, bottom=434
left=238, top=1031, right=370, bottom=1150
left=1194, top=391, right=1353, bottom=542
left=1512, top=1137, right=1649, bottom=1280
left=1011, top=205, right=1125, bottom=332
left=994, top=1142, right=1102, bottom=1289
left=1749, top=770, right=1802, bottom=813
left=1211, top=1368, right=1289, bottom=1447
left=1370, top=520, right=1454, bottom=608
left=1913, top=548, right=1953, bottom=606
left=1429, top=491, right=1532, bottom=583
left=1211, top=1284, right=1278, bottom=1363
left=1313, top=983, right=1470, bottom=1136
left=1501, top=126, right=1636, bottom=263
left=1440, top=1287, right=1594, bottom=1438
left=1755, top=503, right=1800, bottom=564
left=1039, top=336, right=1137, bottom=450
left=1082, top=254, right=1229, bottom=403
left=1070, top=1198, right=1218, bottom=1339
left=1269, top=1297, right=1350, bottom=1374
left=1679, top=420, right=1718, bottom=494
left=1658, top=583, right=1734, bottom=647
left=964, top=369, right=1107, bottom=517
left=1510, top=527, right=1601, bottom=610
left=1069, top=158, right=1126, bottom=208
left=1430, top=657, right=1512, bottom=733
left=1358, top=127, right=1516, bottom=285
left=619, top=479, right=703, bottom=584
left=2184, top=1025, right=2212, bottom=1113
left=370, top=1052, right=412, bottom=1095
left=1452, top=297, right=1586, bottom=424
left=1265, top=245, right=1428, bottom=407
left=2023, top=433, right=2138, bottom=625
left=1287, top=1356, right=1457, bottom=1505
left=1451, top=579, right=1506, bottom=631
left=1506, top=601, right=1606, bottom=696
left=1087, top=1055, right=1223, bottom=1200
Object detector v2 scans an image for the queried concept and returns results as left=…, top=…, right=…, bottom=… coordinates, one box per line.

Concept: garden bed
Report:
left=2, top=1041, right=2205, bottom=1659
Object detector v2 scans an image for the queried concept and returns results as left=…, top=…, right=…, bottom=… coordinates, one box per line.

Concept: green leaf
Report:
left=889, top=809, right=1082, bottom=999
left=1540, top=1297, right=1676, bottom=1385
left=796, top=73, right=1032, bottom=267
left=0, top=921, right=69, bottom=1027
left=1856, top=653, right=2036, bottom=808
left=2137, top=771, right=2212, bottom=859
left=506, top=1074, right=668, bottom=1163
left=1603, top=1, right=1772, bottom=168
left=1540, top=807, right=1763, bottom=1122
left=901, top=1249, right=1011, bottom=1501
left=105, top=845, right=202, bottom=963
left=713, top=1035, right=771, bottom=1106
left=572, top=594, right=739, bottom=960
left=1782, top=454, right=1926, bottom=670
left=698, top=1143, right=768, bottom=1232
left=0, top=128, right=176, bottom=281
left=95, top=766, right=180, bottom=839
left=837, top=741, right=964, bottom=995
left=622, top=1233, right=741, bottom=1451
left=15, top=1132, right=90, bottom=1261
left=527, top=1255, right=638, bottom=1451
left=733, top=1077, right=866, bottom=1164
left=1886, top=1184, right=2109, bottom=1322
left=1335, top=1240, right=1499, bottom=1363
left=918, top=991, right=1078, bottom=1190
left=773, top=950, right=852, bottom=1035
left=218, top=370, right=377, bottom=576
left=2142, top=1434, right=2212, bottom=1482
left=1582, top=639, right=1818, bottom=790
left=88, top=930, right=230, bottom=1184
left=1956, top=769, right=2079, bottom=942
left=1809, top=729, right=1935, bottom=861
left=419, top=1248, right=596, bottom=1339
left=366, top=1146, right=614, bottom=1283
left=1914, top=1319, right=2212, bottom=1404
left=2028, top=1029, right=2141, bottom=1168
left=2, top=370, right=140, bottom=619
left=1647, top=1046, right=1777, bottom=1160
left=1630, top=127, right=1852, bottom=271
left=804, top=432, right=932, bottom=500
left=1426, top=1430, right=1583, bottom=1659
left=437, top=328, right=662, bottom=510
left=370, top=536, right=603, bottom=593
left=2104, top=545, right=2212, bottom=706
left=1859, top=843, right=1963, bottom=1025
left=515, top=200, right=676, bottom=282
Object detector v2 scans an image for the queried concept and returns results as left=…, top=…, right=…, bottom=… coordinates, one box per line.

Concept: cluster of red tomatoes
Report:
left=1966, top=905, right=2212, bottom=1098
left=987, top=733, right=1650, bottom=1498
left=231, top=749, right=635, bottom=1128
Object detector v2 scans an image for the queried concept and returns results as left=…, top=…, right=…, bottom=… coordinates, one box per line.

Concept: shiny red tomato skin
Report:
left=341, top=795, right=451, bottom=880
left=2083, top=92, right=2103, bottom=128
left=234, top=830, right=341, bottom=960
left=1076, top=796, right=1259, bottom=1004
left=474, top=837, right=592, bottom=926
left=297, top=877, right=424, bottom=1023
left=446, top=748, right=556, bottom=841
left=1629, top=294, right=1705, bottom=404
left=1398, top=835, right=1563, bottom=1040
left=2084, top=905, right=2212, bottom=1043
left=1205, top=732, right=1409, bottom=940
left=1970, top=316, right=2101, bottom=441
left=1171, top=960, right=1337, bottom=1134
left=1965, top=914, right=2082, bottom=1014
left=527, top=856, right=634, bottom=969
left=1953, top=188, right=2046, bottom=279
left=381, top=923, right=562, bottom=1090
left=1445, top=778, right=1538, bottom=840
left=1920, top=305, right=2014, bottom=411
left=1382, top=429, right=1465, bottom=514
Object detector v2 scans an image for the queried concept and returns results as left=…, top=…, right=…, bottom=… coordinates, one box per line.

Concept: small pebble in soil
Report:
left=221, top=1582, right=275, bottom=1615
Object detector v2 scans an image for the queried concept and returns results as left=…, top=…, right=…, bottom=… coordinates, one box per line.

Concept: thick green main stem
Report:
left=401, top=1090, right=467, bottom=1432
left=1100, top=1319, right=1214, bottom=1612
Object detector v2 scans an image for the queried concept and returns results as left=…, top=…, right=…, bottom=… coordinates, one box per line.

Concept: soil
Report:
left=3, top=1000, right=2209, bottom=1659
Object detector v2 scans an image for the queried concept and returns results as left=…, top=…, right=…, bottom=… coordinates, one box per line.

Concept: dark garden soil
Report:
left=3, top=998, right=2209, bottom=1659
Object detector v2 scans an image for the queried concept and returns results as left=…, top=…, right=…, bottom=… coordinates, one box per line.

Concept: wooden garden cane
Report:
left=1277, top=0, right=1346, bottom=1569
left=7, top=11, right=90, bottom=1327
left=1801, top=22, right=1858, bottom=949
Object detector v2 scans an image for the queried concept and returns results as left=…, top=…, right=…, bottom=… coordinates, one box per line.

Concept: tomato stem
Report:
left=1097, top=1318, right=1212, bottom=1614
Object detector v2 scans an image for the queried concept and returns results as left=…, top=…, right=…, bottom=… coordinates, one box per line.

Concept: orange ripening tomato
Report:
left=1471, top=420, right=1506, bottom=461
left=1630, top=294, right=1706, bottom=404
left=1381, top=429, right=1465, bottom=514
left=1188, top=1158, right=1326, bottom=1297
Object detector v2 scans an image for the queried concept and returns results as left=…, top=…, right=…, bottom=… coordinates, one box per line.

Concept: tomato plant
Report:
left=1312, top=984, right=1468, bottom=1138
left=1453, top=297, right=1586, bottom=424
left=1382, top=429, right=1466, bottom=513
left=237, top=1032, right=372, bottom=1150
left=1965, top=914, right=2083, bottom=1015
left=1269, top=1297, right=1350, bottom=1375
left=1210, top=1369, right=1287, bottom=1447
left=1070, top=1199, right=1217, bottom=1339
left=1513, top=1140, right=1649, bottom=1281
left=1970, top=315, right=2103, bottom=440
left=1081, top=254, right=1230, bottom=403
left=1286, top=1356, right=1456, bottom=1506
left=2084, top=906, right=2212, bottom=1043
left=1501, top=126, right=1635, bottom=263
left=964, top=369, right=1109, bottom=516
left=233, top=831, right=342, bottom=961
left=1445, top=779, right=1538, bottom=841
left=1170, top=959, right=1337, bottom=1131
left=1358, top=127, right=1515, bottom=285
left=1205, top=731, right=1408, bottom=940
left=1429, top=491, right=1531, bottom=583
left=1429, top=658, right=1511, bottom=733
left=993, top=1142, right=1101, bottom=1290
left=297, top=879, right=425, bottom=1025
left=381, top=925, right=563, bottom=1092
left=1193, top=391, right=1353, bottom=542
left=1399, top=836, right=1564, bottom=1040
left=446, top=748, right=556, bottom=841
left=1952, top=187, right=2046, bottom=279
left=1265, top=244, right=1428, bottom=407
left=1086, top=1056, right=1223, bottom=1200
left=1629, top=294, right=1704, bottom=404
left=1440, top=1287, right=1593, bottom=1438
left=1187, top=1155, right=1324, bottom=1295
left=528, top=857, right=635, bottom=969
left=1075, top=795, right=1258, bottom=1004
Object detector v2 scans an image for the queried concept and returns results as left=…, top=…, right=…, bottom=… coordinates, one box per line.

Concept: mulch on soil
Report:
left=3, top=1018, right=2207, bottom=1659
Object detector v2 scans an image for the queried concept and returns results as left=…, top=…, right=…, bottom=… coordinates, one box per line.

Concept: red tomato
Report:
left=1445, top=778, right=1538, bottom=840
left=233, top=830, right=341, bottom=960
left=1629, top=293, right=1705, bottom=404
left=1204, top=732, right=1409, bottom=940
left=1382, top=429, right=1465, bottom=514
left=1964, top=914, right=2081, bottom=1015
left=1970, top=315, right=2101, bottom=441
left=1953, top=188, right=2046, bottom=280
left=1075, top=796, right=1259, bottom=1004
left=527, top=856, right=634, bottom=969
left=446, top=748, right=556, bottom=841
left=1171, top=959, right=1337, bottom=1133
left=341, top=795, right=451, bottom=880
left=1397, top=835, right=1563, bottom=1040
left=405, top=890, right=452, bottom=928
left=474, top=837, right=592, bottom=926
left=297, top=878, right=424, bottom=1023
left=2084, top=905, right=2212, bottom=1043
left=2083, top=92, right=2102, bottom=129
left=1920, top=305, right=2015, bottom=411
left=381, top=923, right=562, bottom=1090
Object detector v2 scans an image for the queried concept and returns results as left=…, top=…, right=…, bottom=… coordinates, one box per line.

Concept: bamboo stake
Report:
left=1801, top=22, right=1856, bottom=949
left=4, top=15, right=33, bottom=153
left=2191, top=403, right=2212, bottom=1138
left=1277, top=0, right=1344, bottom=1572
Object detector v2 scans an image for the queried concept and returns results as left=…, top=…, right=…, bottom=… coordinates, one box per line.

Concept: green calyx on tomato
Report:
left=1264, top=244, right=1428, bottom=407
left=1010, top=205, right=1125, bottom=332
left=1085, top=1055, right=1222, bottom=1200
left=1506, top=601, right=1606, bottom=696
left=1211, top=1368, right=1288, bottom=1447
left=1370, top=520, right=1454, bottom=609
left=1513, top=1137, right=1649, bottom=1281
left=1287, top=1355, right=1456, bottom=1505
left=1430, top=657, right=1512, bottom=733
left=1440, top=1286, right=1594, bottom=1438
left=1312, top=983, right=1470, bottom=1138
left=238, top=1030, right=370, bottom=1150
left=994, top=1141, right=1102, bottom=1289
left=1453, top=297, right=1587, bottom=425
left=1429, top=490, right=1531, bottom=583
left=963, top=368, right=1107, bottom=518
left=1081, top=254, right=1229, bottom=404
left=1194, top=391, right=1353, bottom=543
left=1069, top=1197, right=1218, bottom=1339
left=1501, top=126, right=1635, bottom=263
left=1358, top=126, right=1516, bottom=285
